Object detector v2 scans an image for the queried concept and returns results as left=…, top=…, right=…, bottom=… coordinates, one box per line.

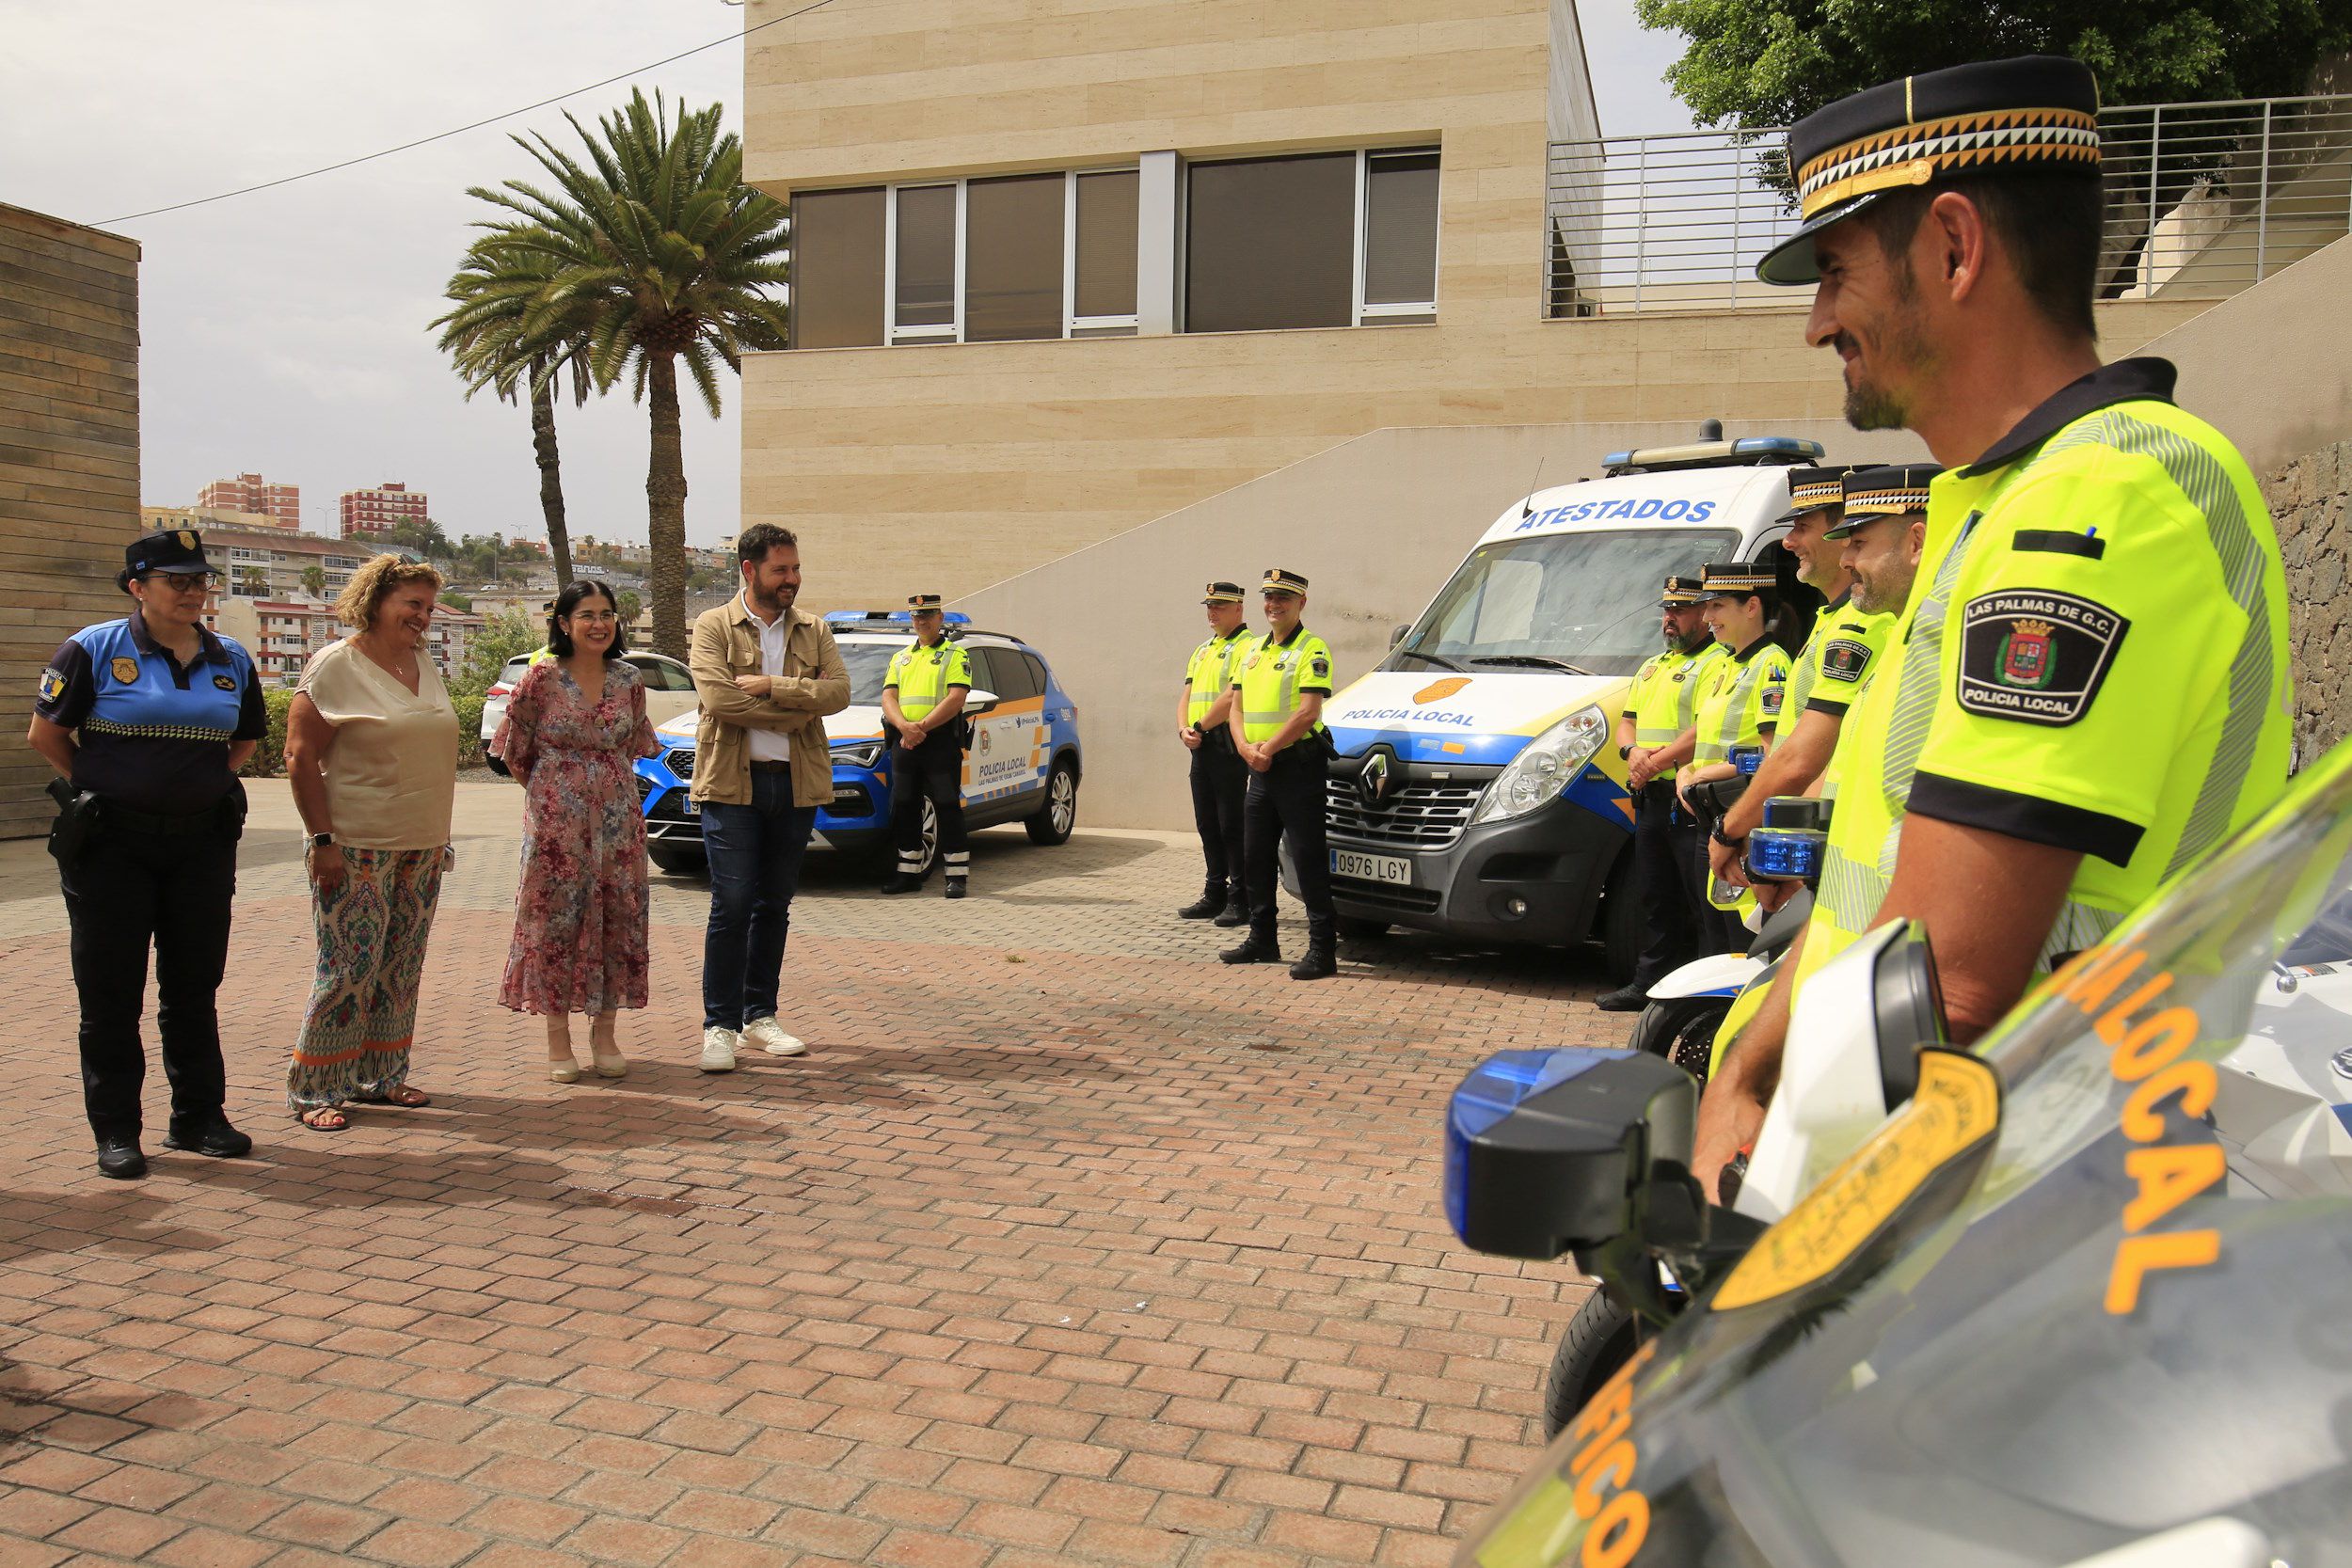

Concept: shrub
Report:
left=453, top=690, right=487, bottom=768
left=243, top=686, right=299, bottom=777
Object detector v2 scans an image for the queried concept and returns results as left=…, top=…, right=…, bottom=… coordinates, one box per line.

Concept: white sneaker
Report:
left=699, top=1026, right=739, bottom=1073
left=741, top=1017, right=806, bottom=1056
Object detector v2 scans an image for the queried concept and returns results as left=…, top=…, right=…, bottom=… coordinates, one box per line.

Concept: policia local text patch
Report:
left=1957, top=591, right=2127, bottom=727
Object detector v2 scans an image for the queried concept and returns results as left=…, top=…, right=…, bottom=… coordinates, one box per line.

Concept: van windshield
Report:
left=1390, top=527, right=1737, bottom=678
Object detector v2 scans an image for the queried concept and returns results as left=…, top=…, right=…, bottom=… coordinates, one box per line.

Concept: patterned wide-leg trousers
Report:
left=287, top=847, right=448, bottom=1113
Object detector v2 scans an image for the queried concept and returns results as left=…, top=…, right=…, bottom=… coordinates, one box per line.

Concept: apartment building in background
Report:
left=203, top=523, right=369, bottom=602
left=197, top=470, right=300, bottom=529
left=207, top=595, right=485, bottom=686
left=341, top=481, right=429, bottom=539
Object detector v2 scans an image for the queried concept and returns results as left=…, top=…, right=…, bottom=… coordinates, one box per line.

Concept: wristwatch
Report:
left=1617, top=743, right=1633, bottom=759
left=1709, top=825, right=1741, bottom=849
left=310, top=832, right=335, bottom=849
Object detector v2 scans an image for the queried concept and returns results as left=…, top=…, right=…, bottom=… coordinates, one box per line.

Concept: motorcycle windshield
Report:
left=1459, top=745, right=2352, bottom=1568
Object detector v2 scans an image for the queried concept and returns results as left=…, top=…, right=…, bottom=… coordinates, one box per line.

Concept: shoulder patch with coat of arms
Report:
left=37, top=667, right=65, bottom=705
left=1818, top=638, right=1872, bottom=684
left=1956, top=590, right=2127, bottom=727
left=1309, top=653, right=1330, bottom=681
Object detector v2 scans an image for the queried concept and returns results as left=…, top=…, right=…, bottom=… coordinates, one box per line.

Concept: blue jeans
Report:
left=700, top=771, right=817, bottom=1032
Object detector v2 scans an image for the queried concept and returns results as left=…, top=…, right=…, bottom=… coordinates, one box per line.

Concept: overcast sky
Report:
left=1, top=2, right=1698, bottom=548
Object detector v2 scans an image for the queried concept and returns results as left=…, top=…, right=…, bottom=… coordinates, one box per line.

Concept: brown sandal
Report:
left=358, top=1085, right=432, bottom=1108
left=298, top=1106, right=350, bottom=1132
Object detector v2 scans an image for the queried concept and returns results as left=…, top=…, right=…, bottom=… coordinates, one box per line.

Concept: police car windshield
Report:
left=839, top=641, right=900, bottom=705
left=1391, top=528, right=1736, bottom=677
left=1467, top=743, right=2352, bottom=1566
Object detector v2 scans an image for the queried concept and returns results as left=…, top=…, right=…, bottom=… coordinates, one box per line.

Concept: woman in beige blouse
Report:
left=282, top=557, right=460, bottom=1131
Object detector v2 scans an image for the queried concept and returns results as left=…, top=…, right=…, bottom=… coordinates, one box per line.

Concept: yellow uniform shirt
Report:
left=1691, top=637, right=1792, bottom=766
left=1796, top=358, right=2292, bottom=994
left=1184, top=628, right=1252, bottom=728
left=1233, top=626, right=1335, bottom=744
left=1624, top=643, right=1710, bottom=749
left=1783, top=594, right=1895, bottom=720
left=884, top=638, right=972, bottom=723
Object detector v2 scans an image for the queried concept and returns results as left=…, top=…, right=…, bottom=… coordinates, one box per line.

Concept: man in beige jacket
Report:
left=688, top=524, right=850, bottom=1072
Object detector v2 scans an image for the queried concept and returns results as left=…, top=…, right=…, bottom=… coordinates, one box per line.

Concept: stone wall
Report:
left=2269, top=442, right=2352, bottom=767
left=0, top=203, right=140, bottom=839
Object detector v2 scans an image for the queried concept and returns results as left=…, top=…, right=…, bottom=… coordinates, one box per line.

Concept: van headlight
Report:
left=1469, top=705, right=1609, bottom=827
left=833, top=740, right=886, bottom=768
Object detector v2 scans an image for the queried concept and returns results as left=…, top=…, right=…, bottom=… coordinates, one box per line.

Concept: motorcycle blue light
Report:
left=1731, top=743, right=1765, bottom=777
left=1747, top=826, right=1824, bottom=881
left=1443, top=1049, right=1621, bottom=1242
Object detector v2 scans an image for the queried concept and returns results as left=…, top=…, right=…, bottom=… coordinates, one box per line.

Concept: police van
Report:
left=1317, top=434, right=1828, bottom=979
left=634, top=611, right=1084, bottom=876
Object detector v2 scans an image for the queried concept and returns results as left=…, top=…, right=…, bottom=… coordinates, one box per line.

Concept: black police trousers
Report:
left=1630, top=784, right=1698, bottom=989
left=1243, top=743, right=1332, bottom=934
left=891, top=727, right=969, bottom=877
left=1189, top=736, right=1247, bottom=895
left=59, top=821, right=238, bottom=1144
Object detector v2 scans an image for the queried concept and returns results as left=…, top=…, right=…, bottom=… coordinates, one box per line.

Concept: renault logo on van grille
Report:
left=1357, top=750, right=1397, bottom=810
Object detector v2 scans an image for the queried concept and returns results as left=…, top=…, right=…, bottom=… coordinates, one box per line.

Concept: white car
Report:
left=482, top=650, right=701, bottom=775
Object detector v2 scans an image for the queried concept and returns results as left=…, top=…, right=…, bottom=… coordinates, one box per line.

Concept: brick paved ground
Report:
left=0, top=781, right=1626, bottom=1568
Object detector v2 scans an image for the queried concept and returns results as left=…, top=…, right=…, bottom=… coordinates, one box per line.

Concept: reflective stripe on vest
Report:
left=1630, top=647, right=1698, bottom=747
left=1185, top=631, right=1249, bottom=726
left=1693, top=647, right=1780, bottom=765
left=1238, top=630, right=1330, bottom=742
left=891, top=641, right=965, bottom=722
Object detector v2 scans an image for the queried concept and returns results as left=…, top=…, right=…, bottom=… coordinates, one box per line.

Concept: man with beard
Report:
left=1692, top=56, right=2292, bottom=1198
left=1708, top=464, right=1890, bottom=905
left=688, top=524, right=850, bottom=1073
left=1598, top=574, right=1721, bottom=1009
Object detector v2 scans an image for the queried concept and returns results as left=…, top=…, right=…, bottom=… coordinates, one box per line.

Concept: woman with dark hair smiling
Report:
left=492, top=578, right=660, bottom=1081
left=284, top=555, right=459, bottom=1130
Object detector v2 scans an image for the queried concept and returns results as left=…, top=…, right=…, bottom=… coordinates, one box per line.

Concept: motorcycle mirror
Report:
left=1442, top=1048, right=1695, bottom=1261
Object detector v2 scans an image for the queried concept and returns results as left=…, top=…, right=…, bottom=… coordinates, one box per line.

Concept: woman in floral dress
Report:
left=492, top=579, right=660, bottom=1081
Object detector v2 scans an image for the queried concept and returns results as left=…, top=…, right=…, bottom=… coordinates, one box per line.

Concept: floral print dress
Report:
left=493, top=658, right=660, bottom=1016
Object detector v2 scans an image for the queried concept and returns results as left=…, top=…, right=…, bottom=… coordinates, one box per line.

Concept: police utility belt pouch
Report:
left=44, top=777, right=99, bottom=865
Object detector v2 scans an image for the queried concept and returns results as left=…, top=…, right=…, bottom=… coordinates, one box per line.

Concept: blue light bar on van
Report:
left=1730, top=436, right=1825, bottom=458
left=824, top=610, right=972, bottom=626
left=1602, top=450, right=1635, bottom=468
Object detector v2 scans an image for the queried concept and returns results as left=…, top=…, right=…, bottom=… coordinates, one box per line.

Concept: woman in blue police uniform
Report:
left=26, top=530, right=263, bottom=1180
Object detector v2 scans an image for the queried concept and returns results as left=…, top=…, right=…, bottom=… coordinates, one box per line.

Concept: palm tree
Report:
left=466, top=89, right=788, bottom=658
left=301, top=563, right=327, bottom=600
left=433, top=233, right=593, bottom=587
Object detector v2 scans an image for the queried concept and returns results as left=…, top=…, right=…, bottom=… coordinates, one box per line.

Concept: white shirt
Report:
left=747, top=606, right=792, bottom=762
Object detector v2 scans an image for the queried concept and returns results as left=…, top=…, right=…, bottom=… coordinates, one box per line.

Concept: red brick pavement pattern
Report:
left=0, top=783, right=1625, bottom=1566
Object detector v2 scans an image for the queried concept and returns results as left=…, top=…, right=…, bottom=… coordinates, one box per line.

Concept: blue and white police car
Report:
left=1316, top=433, right=1836, bottom=980
left=633, top=611, right=1084, bottom=877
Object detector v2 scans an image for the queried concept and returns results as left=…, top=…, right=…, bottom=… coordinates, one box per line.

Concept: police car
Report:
left=633, top=611, right=1083, bottom=876
left=1317, top=432, right=1830, bottom=980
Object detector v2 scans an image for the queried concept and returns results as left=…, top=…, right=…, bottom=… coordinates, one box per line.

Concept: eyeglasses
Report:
left=143, top=573, right=218, bottom=594
left=568, top=610, right=619, bottom=625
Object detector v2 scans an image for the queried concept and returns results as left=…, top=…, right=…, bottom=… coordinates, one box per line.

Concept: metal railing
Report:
left=1546, top=94, right=2352, bottom=317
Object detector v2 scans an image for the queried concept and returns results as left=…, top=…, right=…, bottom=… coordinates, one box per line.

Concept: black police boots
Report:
left=1211, top=889, right=1249, bottom=927
left=880, top=872, right=923, bottom=895
left=1177, top=883, right=1226, bottom=919
left=1289, top=920, right=1337, bottom=981
left=164, top=1115, right=253, bottom=1160
left=95, top=1137, right=146, bottom=1180
left=1594, top=985, right=1649, bottom=1012
left=1220, top=924, right=1284, bottom=964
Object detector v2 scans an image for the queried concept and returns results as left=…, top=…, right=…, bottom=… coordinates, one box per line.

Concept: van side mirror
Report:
left=963, top=687, right=1000, bottom=716
left=1390, top=624, right=1411, bottom=649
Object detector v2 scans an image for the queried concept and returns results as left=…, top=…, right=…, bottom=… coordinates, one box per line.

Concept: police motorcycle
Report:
left=1439, top=743, right=2352, bottom=1568
left=1626, top=743, right=1804, bottom=1085
left=1519, top=773, right=1834, bottom=1432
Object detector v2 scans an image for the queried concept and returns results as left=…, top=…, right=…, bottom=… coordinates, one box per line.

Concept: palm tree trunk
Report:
left=644, top=352, right=690, bottom=661
left=531, top=361, right=575, bottom=587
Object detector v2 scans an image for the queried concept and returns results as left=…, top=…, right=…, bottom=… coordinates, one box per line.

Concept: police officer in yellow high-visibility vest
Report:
left=1675, top=560, right=1792, bottom=955
left=880, top=594, right=974, bottom=898
left=1222, top=569, right=1339, bottom=981
left=1692, top=55, right=2294, bottom=1200
left=1176, top=581, right=1254, bottom=926
left=1597, top=574, right=1719, bottom=1010
left=1708, top=464, right=1899, bottom=901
